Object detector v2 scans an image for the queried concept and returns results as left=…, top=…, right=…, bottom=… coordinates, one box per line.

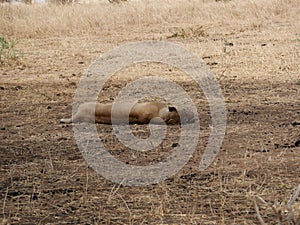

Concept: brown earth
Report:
left=1, top=8, right=300, bottom=225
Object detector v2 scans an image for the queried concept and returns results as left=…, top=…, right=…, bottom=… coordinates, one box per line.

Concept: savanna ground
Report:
left=1, top=0, right=300, bottom=224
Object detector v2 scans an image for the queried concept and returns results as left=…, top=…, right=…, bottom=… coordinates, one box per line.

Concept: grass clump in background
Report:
left=0, top=36, right=22, bottom=65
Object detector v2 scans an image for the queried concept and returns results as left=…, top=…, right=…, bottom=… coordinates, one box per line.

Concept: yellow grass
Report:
left=1, top=0, right=299, bottom=38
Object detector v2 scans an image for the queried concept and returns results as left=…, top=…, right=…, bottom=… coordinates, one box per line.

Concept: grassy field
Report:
left=1, top=0, right=299, bottom=38
left=1, top=0, right=300, bottom=224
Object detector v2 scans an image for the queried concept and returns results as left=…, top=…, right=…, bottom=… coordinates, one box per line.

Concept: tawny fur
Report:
left=60, top=101, right=181, bottom=125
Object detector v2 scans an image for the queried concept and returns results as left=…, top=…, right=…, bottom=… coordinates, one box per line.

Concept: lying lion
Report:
left=60, top=101, right=181, bottom=125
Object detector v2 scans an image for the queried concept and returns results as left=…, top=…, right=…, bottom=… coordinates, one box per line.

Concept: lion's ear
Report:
left=168, top=106, right=177, bottom=112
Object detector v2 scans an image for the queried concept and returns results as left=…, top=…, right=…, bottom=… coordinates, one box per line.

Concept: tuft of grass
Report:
left=108, top=0, right=127, bottom=3
left=253, top=184, right=300, bottom=225
left=167, top=25, right=208, bottom=40
left=0, top=37, right=23, bottom=65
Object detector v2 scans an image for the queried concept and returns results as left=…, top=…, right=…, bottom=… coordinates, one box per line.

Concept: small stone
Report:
left=15, top=86, right=22, bottom=90
left=291, top=121, right=300, bottom=127
left=172, top=143, right=179, bottom=148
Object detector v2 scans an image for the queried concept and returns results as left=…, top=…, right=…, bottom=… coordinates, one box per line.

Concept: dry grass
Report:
left=1, top=0, right=299, bottom=38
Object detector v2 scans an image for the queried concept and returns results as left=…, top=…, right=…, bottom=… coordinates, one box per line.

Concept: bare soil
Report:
left=1, top=19, right=300, bottom=224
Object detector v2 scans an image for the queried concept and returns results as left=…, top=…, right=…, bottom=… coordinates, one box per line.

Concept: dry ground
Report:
left=1, top=0, right=300, bottom=224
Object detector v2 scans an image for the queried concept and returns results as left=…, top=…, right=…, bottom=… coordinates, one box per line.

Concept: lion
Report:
left=60, top=101, right=182, bottom=125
